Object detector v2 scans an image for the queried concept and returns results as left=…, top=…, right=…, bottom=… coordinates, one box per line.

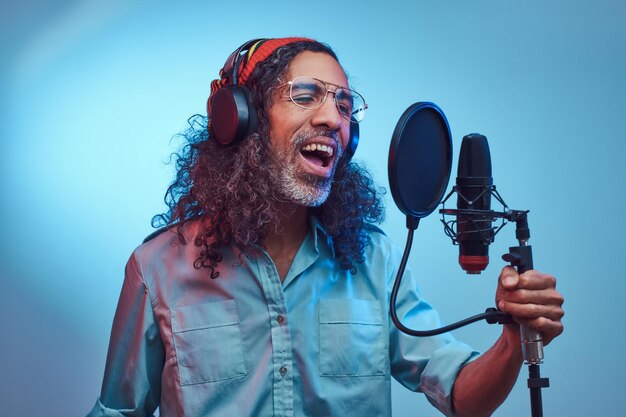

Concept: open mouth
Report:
left=300, top=142, right=335, bottom=168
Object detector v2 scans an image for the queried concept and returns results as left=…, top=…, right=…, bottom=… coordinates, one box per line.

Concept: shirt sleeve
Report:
left=387, top=245, right=480, bottom=417
left=87, top=252, right=164, bottom=417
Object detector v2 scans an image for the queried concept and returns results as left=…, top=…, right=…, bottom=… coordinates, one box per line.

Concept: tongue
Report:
left=302, top=152, right=325, bottom=167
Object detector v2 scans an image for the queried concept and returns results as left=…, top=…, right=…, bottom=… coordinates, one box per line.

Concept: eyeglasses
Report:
left=285, top=76, right=368, bottom=123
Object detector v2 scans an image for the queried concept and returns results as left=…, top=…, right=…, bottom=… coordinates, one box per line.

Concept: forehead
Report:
left=285, top=51, right=348, bottom=88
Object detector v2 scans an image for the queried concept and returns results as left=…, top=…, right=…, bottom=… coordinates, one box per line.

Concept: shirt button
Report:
left=276, top=315, right=285, bottom=324
left=279, top=366, right=288, bottom=376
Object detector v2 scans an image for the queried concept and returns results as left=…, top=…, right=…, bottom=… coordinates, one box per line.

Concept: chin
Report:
left=283, top=178, right=332, bottom=208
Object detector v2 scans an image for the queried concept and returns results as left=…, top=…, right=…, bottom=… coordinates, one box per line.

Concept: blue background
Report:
left=1, top=1, right=624, bottom=416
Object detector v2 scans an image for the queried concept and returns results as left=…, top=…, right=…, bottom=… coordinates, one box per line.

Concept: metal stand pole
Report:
left=502, top=211, right=549, bottom=417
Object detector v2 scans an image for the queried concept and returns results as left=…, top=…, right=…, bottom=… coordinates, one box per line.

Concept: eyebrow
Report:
left=295, top=81, right=319, bottom=91
left=334, top=88, right=353, bottom=103
left=290, top=77, right=353, bottom=99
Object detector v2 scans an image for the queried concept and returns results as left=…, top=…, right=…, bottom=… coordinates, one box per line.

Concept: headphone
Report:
left=207, top=38, right=359, bottom=159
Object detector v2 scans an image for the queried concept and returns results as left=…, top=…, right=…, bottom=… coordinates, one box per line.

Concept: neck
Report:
left=263, top=204, right=309, bottom=282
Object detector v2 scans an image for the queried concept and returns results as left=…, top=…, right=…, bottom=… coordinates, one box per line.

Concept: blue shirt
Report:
left=88, top=217, right=479, bottom=417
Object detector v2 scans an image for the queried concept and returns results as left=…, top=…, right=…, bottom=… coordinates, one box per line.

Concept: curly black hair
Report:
left=153, top=40, right=385, bottom=277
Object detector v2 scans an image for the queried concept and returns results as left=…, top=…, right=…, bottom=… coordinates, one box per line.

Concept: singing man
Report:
left=87, top=37, right=564, bottom=417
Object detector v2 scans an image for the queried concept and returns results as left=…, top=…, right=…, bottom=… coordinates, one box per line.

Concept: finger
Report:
left=512, top=316, right=564, bottom=346
left=499, top=266, right=520, bottom=290
left=498, top=300, right=565, bottom=322
left=499, top=288, right=564, bottom=307
left=516, top=270, right=557, bottom=291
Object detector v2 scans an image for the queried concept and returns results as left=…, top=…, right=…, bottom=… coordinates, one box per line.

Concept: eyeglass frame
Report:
left=282, top=76, right=368, bottom=124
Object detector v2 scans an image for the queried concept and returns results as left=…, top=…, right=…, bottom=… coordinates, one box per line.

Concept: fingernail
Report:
left=503, top=275, right=517, bottom=287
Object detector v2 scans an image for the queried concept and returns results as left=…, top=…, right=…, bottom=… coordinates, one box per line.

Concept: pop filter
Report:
left=388, top=102, right=453, bottom=222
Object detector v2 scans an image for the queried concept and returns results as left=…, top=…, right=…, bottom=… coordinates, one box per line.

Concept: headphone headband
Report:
left=221, top=38, right=265, bottom=86
left=209, top=37, right=314, bottom=115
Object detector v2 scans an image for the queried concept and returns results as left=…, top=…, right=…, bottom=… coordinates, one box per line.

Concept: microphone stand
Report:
left=391, top=206, right=550, bottom=417
left=501, top=210, right=549, bottom=417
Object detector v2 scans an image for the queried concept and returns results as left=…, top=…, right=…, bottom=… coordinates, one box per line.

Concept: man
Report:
left=88, top=37, right=564, bottom=417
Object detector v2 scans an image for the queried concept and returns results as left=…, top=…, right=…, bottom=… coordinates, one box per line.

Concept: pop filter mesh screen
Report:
left=389, top=103, right=452, bottom=218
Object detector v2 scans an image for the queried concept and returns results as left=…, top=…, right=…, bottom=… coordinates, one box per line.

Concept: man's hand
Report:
left=496, top=266, right=565, bottom=345
left=452, top=267, right=565, bottom=416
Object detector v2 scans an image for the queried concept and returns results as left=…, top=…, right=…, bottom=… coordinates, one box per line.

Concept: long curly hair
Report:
left=153, top=41, right=385, bottom=277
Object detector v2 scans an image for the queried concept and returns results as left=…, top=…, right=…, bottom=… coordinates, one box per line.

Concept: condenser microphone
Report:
left=455, top=134, right=495, bottom=274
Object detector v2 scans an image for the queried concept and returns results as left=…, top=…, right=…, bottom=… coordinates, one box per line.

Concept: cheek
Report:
left=268, top=106, right=300, bottom=138
left=340, top=124, right=352, bottom=149
left=270, top=117, right=316, bottom=154
left=268, top=111, right=298, bottom=154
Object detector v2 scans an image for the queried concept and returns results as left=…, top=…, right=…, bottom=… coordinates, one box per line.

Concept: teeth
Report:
left=302, top=143, right=334, bottom=156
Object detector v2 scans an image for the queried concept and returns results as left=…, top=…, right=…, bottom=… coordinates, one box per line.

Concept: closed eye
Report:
left=335, top=101, right=353, bottom=117
left=334, top=90, right=354, bottom=117
left=292, top=93, right=317, bottom=105
left=290, top=80, right=325, bottom=107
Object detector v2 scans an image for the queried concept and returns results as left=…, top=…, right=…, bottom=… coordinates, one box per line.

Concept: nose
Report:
left=310, top=92, right=346, bottom=144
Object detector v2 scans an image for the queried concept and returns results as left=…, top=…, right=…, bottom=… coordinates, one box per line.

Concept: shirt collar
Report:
left=279, top=215, right=335, bottom=288
left=308, top=214, right=335, bottom=258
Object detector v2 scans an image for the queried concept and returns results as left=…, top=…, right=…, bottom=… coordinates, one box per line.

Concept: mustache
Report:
left=292, top=129, right=342, bottom=156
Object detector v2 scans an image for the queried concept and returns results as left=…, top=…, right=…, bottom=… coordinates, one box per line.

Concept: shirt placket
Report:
left=258, top=254, right=294, bottom=417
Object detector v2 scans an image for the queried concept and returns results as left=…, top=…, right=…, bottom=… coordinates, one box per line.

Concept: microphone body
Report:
left=455, top=134, right=494, bottom=274
left=455, top=134, right=545, bottom=364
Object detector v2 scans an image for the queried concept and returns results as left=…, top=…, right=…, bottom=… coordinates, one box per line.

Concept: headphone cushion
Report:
left=345, top=120, right=359, bottom=160
left=210, top=86, right=257, bottom=145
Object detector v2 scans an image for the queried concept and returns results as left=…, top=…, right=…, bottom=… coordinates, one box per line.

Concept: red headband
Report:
left=208, top=37, right=315, bottom=115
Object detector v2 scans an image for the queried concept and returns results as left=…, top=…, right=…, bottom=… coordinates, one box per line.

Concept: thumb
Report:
left=500, top=267, right=519, bottom=290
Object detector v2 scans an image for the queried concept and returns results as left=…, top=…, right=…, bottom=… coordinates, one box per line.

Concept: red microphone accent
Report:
left=459, top=255, right=489, bottom=274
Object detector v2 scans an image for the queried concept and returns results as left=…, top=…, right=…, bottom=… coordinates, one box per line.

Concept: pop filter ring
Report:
left=388, top=102, right=453, bottom=224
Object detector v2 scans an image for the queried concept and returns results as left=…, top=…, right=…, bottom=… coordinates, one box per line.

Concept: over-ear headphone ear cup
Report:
left=344, top=121, right=359, bottom=160
left=209, top=85, right=258, bottom=145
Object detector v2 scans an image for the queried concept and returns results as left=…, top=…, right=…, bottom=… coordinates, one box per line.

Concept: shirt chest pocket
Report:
left=171, top=299, right=247, bottom=385
left=318, top=299, right=386, bottom=377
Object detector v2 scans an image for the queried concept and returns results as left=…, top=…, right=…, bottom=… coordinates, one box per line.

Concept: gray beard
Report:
left=267, top=130, right=341, bottom=207
left=273, top=168, right=333, bottom=207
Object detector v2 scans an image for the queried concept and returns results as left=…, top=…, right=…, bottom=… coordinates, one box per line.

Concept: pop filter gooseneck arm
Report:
left=387, top=102, right=510, bottom=336
left=389, top=226, right=511, bottom=335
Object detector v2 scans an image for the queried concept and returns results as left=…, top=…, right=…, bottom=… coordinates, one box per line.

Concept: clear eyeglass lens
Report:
left=289, top=76, right=366, bottom=123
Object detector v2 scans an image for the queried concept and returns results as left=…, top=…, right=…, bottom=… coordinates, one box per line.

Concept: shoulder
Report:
left=125, top=220, right=208, bottom=298
left=142, top=224, right=178, bottom=244
left=363, top=222, right=387, bottom=238
left=139, top=219, right=205, bottom=250
left=131, top=220, right=204, bottom=273
left=360, top=223, right=402, bottom=270
left=137, top=224, right=180, bottom=255
left=363, top=223, right=393, bottom=253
